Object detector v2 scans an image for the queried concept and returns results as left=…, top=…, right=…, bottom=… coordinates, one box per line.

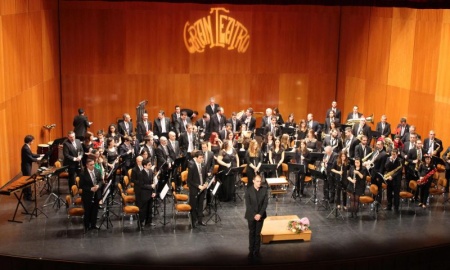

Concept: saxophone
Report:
left=383, top=164, right=403, bottom=180
left=361, top=151, right=373, bottom=162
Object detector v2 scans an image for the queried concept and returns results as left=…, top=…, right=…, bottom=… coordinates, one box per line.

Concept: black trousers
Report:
left=386, top=179, right=400, bottom=209
left=83, top=197, right=100, bottom=229
left=138, top=198, right=153, bottom=223
left=189, top=190, right=205, bottom=224
left=324, top=173, right=336, bottom=203
left=371, top=171, right=383, bottom=204
left=248, top=219, right=264, bottom=253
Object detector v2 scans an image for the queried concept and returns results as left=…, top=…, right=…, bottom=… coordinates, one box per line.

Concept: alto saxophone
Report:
left=383, top=164, right=403, bottom=180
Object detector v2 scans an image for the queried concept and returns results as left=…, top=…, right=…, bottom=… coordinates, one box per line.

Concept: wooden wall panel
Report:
left=278, top=74, right=309, bottom=122
left=365, top=15, right=392, bottom=84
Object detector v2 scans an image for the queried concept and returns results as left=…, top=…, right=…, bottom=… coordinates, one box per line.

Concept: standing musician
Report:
left=343, top=127, right=360, bottom=159
left=325, top=101, right=342, bottom=124
left=384, top=149, right=402, bottom=212
left=81, top=132, right=95, bottom=168
left=245, top=140, right=262, bottom=187
left=322, top=128, right=342, bottom=154
left=354, top=135, right=372, bottom=160
left=261, top=132, right=275, bottom=163
left=294, top=140, right=311, bottom=198
left=396, top=117, right=410, bottom=138
left=227, top=112, right=242, bottom=134
left=330, top=151, right=350, bottom=210
left=376, top=115, right=391, bottom=139
left=406, top=139, right=423, bottom=194
left=261, top=108, right=273, bottom=129
left=284, top=113, right=296, bottom=128
left=352, top=117, right=372, bottom=143
left=135, top=158, right=156, bottom=227
left=137, top=113, right=152, bottom=142
left=324, top=110, right=340, bottom=134
left=216, top=140, right=239, bottom=202
left=196, top=113, right=211, bottom=142
left=296, top=120, right=308, bottom=141
left=219, top=123, right=233, bottom=141
left=346, top=105, right=363, bottom=122
left=201, top=142, right=215, bottom=207
left=63, top=131, right=84, bottom=191
left=73, top=108, right=92, bottom=141
left=306, top=113, right=322, bottom=139
left=322, top=146, right=338, bottom=203
left=187, top=151, right=208, bottom=227
left=347, top=158, right=366, bottom=218
left=94, top=130, right=107, bottom=152
left=153, top=110, right=172, bottom=140
left=273, top=107, right=284, bottom=126
left=179, top=123, right=196, bottom=169
left=205, top=97, right=220, bottom=117
left=130, top=155, right=144, bottom=184
left=363, top=140, right=387, bottom=206
left=168, top=131, right=181, bottom=159
left=401, top=125, right=421, bottom=143
left=423, top=130, right=443, bottom=161
left=269, top=138, right=285, bottom=178
left=441, top=146, right=450, bottom=193
left=241, top=108, right=257, bottom=132
left=264, top=116, right=281, bottom=138
left=175, top=111, right=192, bottom=138
left=119, top=136, right=135, bottom=177
left=210, top=107, right=226, bottom=134
left=142, top=136, right=157, bottom=161
left=417, top=154, right=435, bottom=209
left=155, top=136, right=175, bottom=193
left=79, top=159, right=103, bottom=231
left=118, top=113, right=133, bottom=137
left=21, top=135, right=44, bottom=201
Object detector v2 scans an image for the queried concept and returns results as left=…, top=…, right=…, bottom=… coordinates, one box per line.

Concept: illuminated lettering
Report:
left=183, top=7, right=250, bottom=53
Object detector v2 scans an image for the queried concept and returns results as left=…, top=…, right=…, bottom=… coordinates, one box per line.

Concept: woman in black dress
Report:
left=261, top=132, right=274, bottom=163
left=331, top=151, right=350, bottom=210
left=269, top=138, right=285, bottom=178
left=216, top=140, right=239, bottom=202
left=347, top=158, right=367, bottom=218
left=418, top=154, right=435, bottom=209
left=245, top=140, right=262, bottom=187
left=294, top=140, right=311, bottom=197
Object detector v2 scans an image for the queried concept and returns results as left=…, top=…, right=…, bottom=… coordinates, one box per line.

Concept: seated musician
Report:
left=284, top=113, right=296, bottom=128
left=268, top=138, right=285, bottom=178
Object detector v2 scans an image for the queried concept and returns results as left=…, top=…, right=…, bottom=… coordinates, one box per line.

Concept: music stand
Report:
left=371, top=131, right=381, bottom=147
left=282, top=127, right=295, bottom=136
left=258, top=164, right=277, bottom=184
left=287, top=163, right=305, bottom=200
left=255, top=128, right=264, bottom=137
left=226, top=166, right=244, bottom=202
left=28, top=173, right=48, bottom=221
left=206, top=180, right=222, bottom=224
left=172, top=156, right=186, bottom=190
left=99, top=180, right=114, bottom=229
left=43, top=166, right=68, bottom=209
left=159, top=183, right=170, bottom=226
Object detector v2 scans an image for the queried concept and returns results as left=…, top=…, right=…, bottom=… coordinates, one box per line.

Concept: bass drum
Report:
left=37, top=144, right=49, bottom=155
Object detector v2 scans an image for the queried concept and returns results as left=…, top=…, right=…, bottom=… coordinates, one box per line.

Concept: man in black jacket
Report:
left=80, top=159, right=103, bottom=231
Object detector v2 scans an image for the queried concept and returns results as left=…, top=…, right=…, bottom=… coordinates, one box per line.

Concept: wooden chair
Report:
left=118, top=183, right=135, bottom=204
left=240, top=164, right=248, bottom=187
left=75, top=176, right=82, bottom=195
left=171, top=182, right=188, bottom=203
left=429, top=177, right=447, bottom=209
left=70, top=185, right=83, bottom=206
left=172, top=191, right=192, bottom=230
left=359, top=184, right=379, bottom=219
left=120, top=193, right=141, bottom=231
left=399, top=180, right=417, bottom=215
left=65, top=194, right=84, bottom=231
left=123, top=176, right=135, bottom=195
left=181, top=170, right=189, bottom=192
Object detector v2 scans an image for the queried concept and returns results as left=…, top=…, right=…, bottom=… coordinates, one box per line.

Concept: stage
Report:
left=0, top=179, right=449, bottom=269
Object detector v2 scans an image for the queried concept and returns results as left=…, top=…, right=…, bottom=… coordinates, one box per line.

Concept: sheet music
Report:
left=159, top=183, right=169, bottom=199
left=101, top=189, right=110, bottom=203
left=212, top=181, right=221, bottom=195
left=207, top=176, right=215, bottom=190
left=102, top=180, right=112, bottom=196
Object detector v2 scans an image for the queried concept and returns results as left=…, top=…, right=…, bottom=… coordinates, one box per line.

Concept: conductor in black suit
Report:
left=21, top=135, right=43, bottom=200
left=63, top=131, right=84, bottom=190
left=187, top=151, right=209, bottom=227
left=245, top=175, right=268, bottom=259
left=135, top=158, right=156, bottom=227
left=73, top=108, right=92, bottom=141
left=80, top=159, right=103, bottom=231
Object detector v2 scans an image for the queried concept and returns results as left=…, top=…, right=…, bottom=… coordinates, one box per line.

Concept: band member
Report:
left=245, top=140, right=262, bottom=187
left=269, top=138, right=285, bottom=178
left=81, top=131, right=95, bottom=168
left=331, top=151, right=350, bottom=210
left=294, top=140, right=311, bottom=197
left=325, top=101, right=342, bottom=123
left=209, top=132, right=222, bottom=156
left=264, top=116, right=281, bottom=138
left=106, top=124, right=121, bottom=146
left=171, top=105, right=181, bottom=125
left=205, top=97, right=220, bottom=117
left=187, top=151, right=208, bottom=228
left=119, top=136, right=135, bottom=177
left=352, top=117, right=372, bottom=143
left=393, top=135, right=404, bottom=151
left=155, top=136, right=175, bottom=193
left=322, top=146, right=338, bottom=203
left=142, top=136, right=156, bottom=161
left=216, top=140, right=239, bottom=202
left=261, top=108, right=273, bottom=129
left=21, top=135, right=44, bottom=201
left=153, top=110, right=172, bottom=139
left=273, top=107, right=284, bottom=125
left=118, top=113, right=133, bottom=137
left=80, top=159, right=103, bottom=231
left=346, top=105, right=362, bottom=122
left=63, top=131, right=84, bottom=190
left=305, top=129, right=319, bottom=152
left=210, top=107, right=226, bottom=134
left=406, top=139, right=423, bottom=193
left=363, top=140, right=387, bottom=206
left=396, top=117, right=409, bottom=138
left=245, top=175, right=268, bottom=259
left=73, top=108, right=92, bottom=141
left=94, top=130, right=107, bottom=152
left=137, top=113, right=152, bottom=141
left=384, top=148, right=402, bottom=212
left=135, top=158, right=156, bottom=227
left=343, top=127, right=360, bottom=159
left=376, top=115, right=391, bottom=138
left=423, top=130, right=443, bottom=159
left=418, top=154, right=435, bottom=209
left=227, top=112, right=242, bottom=134
left=322, top=128, right=342, bottom=153
left=284, top=113, right=296, bottom=128
left=306, top=113, right=321, bottom=139
left=347, top=158, right=366, bottom=218
left=402, top=133, right=417, bottom=160
left=261, top=132, right=275, bottom=163
left=179, top=124, right=195, bottom=167
left=402, top=125, right=421, bottom=143
left=130, top=155, right=144, bottom=184
left=354, top=135, right=372, bottom=160
left=241, top=108, right=257, bottom=132
left=219, top=123, right=232, bottom=141
left=441, top=147, right=450, bottom=193
left=196, top=113, right=211, bottom=141
left=175, top=110, right=191, bottom=138
left=296, top=119, right=308, bottom=141
left=324, top=110, right=340, bottom=134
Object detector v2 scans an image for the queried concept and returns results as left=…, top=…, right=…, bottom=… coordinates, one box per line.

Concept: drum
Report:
left=37, top=144, right=50, bottom=155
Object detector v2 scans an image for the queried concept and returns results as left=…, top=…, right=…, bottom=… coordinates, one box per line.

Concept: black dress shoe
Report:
left=92, top=226, right=100, bottom=230
left=199, top=221, right=207, bottom=226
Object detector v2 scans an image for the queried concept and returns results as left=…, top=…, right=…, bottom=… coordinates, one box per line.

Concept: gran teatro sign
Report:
left=183, top=7, right=250, bottom=53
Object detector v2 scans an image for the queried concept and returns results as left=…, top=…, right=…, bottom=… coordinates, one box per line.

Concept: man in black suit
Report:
left=306, top=113, right=322, bottom=138
left=63, top=131, right=84, bottom=190
left=130, top=156, right=144, bottom=184
left=118, top=113, right=133, bottom=137
left=219, top=123, right=232, bottom=141
left=245, top=175, right=268, bottom=259
left=171, top=105, right=181, bottom=125
left=201, top=142, right=215, bottom=206
left=79, top=159, right=103, bottom=231
left=375, top=115, right=391, bottom=138
left=175, top=111, right=192, bottom=137
left=142, top=136, right=157, bottom=161
left=241, top=108, right=256, bottom=132
left=210, top=107, right=226, bottom=134
left=406, top=139, right=423, bottom=193
left=325, top=101, right=342, bottom=123
left=187, top=151, right=209, bottom=228
left=343, top=127, right=360, bottom=159
left=155, top=137, right=176, bottom=192
left=137, top=113, right=152, bottom=142
left=135, top=158, right=156, bottom=227
left=352, top=117, right=372, bottom=143
left=168, top=131, right=181, bottom=159
left=227, top=112, right=242, bottom=134
left=260, top=108, right=273, bottom=129
left=264, top=116, right=282, bottom=137
left=153, top=110, right=172, bottom=139
left=401, top=125, right=421, bottom=143
left=423, top=130, right=443, bottom=160
left=21, top=135, right=43, bottom=201
left=354, top=135, right=372, bottom=160
left=384, top=149, right=402, bottom=212
left=324, top=110, right=340, bottom=134
left=196, top=113, right=211, bottom=141
left=205, top=97, right=220, bottom=117
left=396, top=117, right=410, bottom=138
left=322, top=129, right=342, bottom=153
left=119, top=136, right=135, bottom=176
left=364, top=140, right=388, bottom=205
left=73, top=108, right=92, bottom=141
left=346, top=105, right=363, bottom=122
left=401, top=133, right=417, bottom=160
left=322, top=146, right=338, bottom=203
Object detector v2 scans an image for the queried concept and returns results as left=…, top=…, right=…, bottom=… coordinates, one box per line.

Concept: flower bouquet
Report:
left=287, top=217, right=310, bottom=234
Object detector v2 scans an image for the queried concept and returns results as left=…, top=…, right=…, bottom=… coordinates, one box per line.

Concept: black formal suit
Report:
left=156, top=144, right=176, bottom=169
left=143, top=144, right=157, bottom=161
left=385, top=156, right=402, bottom=210
left=406, top=147, right=421, bottom=187
left=196, top=118, right=211, bottom=140
left=306, top=120, right=322, bottom=135
left=205, top=104, right=220, bottom=117
left=171, top=112, right=181, bottom=125
left=375, top=122, right=391, bottom=138
left=261, top=116, right=272, bottom=129
left=442, top=147, right=450, bottom=192
left=401, top=141, right=415, bottom=159
left=137, top=121, right=152, bottom=141
left=130, top=165, right=143, bottom=184
left=73, top=114, right=91, bottom=140
left=263, top=124, right=281, bottom=137
left=369, top=149, right=388, bottom=204
left=63, top=139, right=83, bottom=189
left=168, top=139, right=181, bottom=159
left=402, top=132, right=421, bottom=143
left=423, top=138, right=443, bottom=158
left=21, top=144, right=40, bottom=198
left=354, top=144, right=372, bottom=160
left=79, top=167, right=103, bottom=230
left=344, top=136, right=360, bottom=158
left=203, top=150, right=215, bottom=175
left=324, top=117, right=340, bottom=134
left=323, top=152, right=338, bottom=202
left=179, top=131, right=195, bottom=158
left=227, top=118, right=242, bottom=134
left=210, top=113, right=226, bottom=133
left=244, top=185, right=268, bottom=255
left=325, top=108, right=342, bottom=123
left=119, top=143, right=134, bottom=175
left=118, top=120, right=133, bottom=137
left=219, top=129, right=231, bottom=141
left=175, top=118, right=191, bottom=136
left=135, top=168, right=155, bottom=224
left=187, top=160, right=208, bottom=225
left=396, top=123, right=410, bottom=137
left=322, top=136, right=342, bottom=153
left=346, top=112, right=362, bottom=121
left=153, top=117, right=172, bottom=138
left=352, top=124, right=372, bottom=142
left=241, top=115, right=256, bottom=132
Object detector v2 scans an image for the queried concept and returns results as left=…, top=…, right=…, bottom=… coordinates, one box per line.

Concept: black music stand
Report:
left=158, top=183, right=170, bottom=226
left=282, top=127, right=295, bottom=136
left=43, top=166, right=68, bottom=209
left=206, top=180, right=222, bottom=224
left=99, top=180, right=114, bottom=230
left=226, top=166, right=244, bottom=202
left=29, top=173, right=48, bottom=221
left=288, top=163, right=305, bottom=200
left=255, top=128, right=264, bottom=137
left=259, top=164, right=277, bottom=184
left=371, top=131, right=381, bottom=147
